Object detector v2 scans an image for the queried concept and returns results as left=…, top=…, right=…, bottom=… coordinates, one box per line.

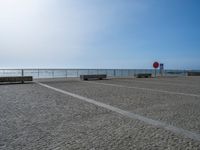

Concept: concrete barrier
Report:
left=136, top=73, right=152, bottom=78
left=80, top=74, right=107, bottom=80
left=187, top=72, right=200, bottom=76
left=0, top=76, right=33, bottom=83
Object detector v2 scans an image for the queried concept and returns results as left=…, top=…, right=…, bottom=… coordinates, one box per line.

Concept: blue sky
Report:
left=0, top=0, right=200, bottom=69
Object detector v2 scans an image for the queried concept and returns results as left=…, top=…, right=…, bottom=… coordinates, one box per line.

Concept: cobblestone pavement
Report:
left=1, top=77, right=200, bottom=149
left=43, top=77, right=200, bottom=133
left=97, top=77, right=200, bottom=95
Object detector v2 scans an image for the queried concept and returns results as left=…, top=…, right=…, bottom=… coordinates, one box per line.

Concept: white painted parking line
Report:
left=38, top=82, right=200, bottom=142
left=87, top=81, right=200, bottom=98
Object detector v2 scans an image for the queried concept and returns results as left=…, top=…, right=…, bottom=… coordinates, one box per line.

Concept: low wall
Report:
left=187, top=72, right=200, bottom=76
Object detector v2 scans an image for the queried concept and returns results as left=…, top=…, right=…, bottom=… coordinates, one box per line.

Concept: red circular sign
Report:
left=153, top=62, right=159, bottom=69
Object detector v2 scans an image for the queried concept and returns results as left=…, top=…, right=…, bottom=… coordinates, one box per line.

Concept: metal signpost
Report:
left=153, top=62, right=159, bottom=77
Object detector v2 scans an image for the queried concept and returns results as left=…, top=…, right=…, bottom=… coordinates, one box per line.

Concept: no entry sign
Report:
left=153, top=62, right=159, bottom=69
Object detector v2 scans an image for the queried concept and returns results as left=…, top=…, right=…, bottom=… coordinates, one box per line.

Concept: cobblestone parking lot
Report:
left=1, top=77, right=200, bottom=149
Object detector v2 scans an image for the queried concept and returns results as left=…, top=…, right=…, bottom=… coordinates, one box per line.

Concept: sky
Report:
left=0, top=0, right=200, bottom=69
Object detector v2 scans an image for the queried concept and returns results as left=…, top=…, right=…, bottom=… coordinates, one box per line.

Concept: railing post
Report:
left=52, top=70, right=54, bottom=78
left=65, top=69, right=68, bottom=79
left=21, top=69, right=24, bottom=84
left=77, top=69, right=79, bottom=78
left=38, top=69, right=39, bottom=78
left=22, top=69, right=24, bottom=77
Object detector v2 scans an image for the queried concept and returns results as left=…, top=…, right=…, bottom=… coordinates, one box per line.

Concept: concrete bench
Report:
left=0, top=76, right=33, bottom=84
left=187, top=72, right=200, bottom=76
left=136, top=73, right=152, bottom=78
left=80, top=74, right=107, bottom=80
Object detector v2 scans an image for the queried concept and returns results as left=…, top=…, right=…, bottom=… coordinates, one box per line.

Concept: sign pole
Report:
left=153, top=62, right=159, bottom=78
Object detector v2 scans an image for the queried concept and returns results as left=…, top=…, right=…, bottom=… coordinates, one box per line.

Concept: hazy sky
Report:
left=0, top=0, right=200, bottom=69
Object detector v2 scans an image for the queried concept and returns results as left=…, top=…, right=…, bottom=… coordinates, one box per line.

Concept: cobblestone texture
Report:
left=0, top=77, right=200, bottom=149
left=43, top=77, right=200, bottom=133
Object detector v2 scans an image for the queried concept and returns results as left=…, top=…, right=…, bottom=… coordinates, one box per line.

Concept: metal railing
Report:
left=0, top=69, right=190, bottom=79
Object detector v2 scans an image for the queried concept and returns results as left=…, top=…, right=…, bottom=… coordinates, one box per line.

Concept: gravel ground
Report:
left=0, top=77, right=200, bottom=149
